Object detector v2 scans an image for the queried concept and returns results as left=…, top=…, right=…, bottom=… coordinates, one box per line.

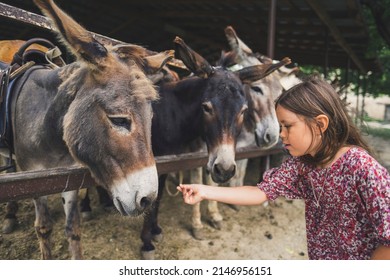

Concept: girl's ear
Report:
left=315, top=114, right=329, bottom=134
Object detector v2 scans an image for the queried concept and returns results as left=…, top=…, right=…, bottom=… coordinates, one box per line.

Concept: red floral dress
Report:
left=257, top=147, right=390, bottom=259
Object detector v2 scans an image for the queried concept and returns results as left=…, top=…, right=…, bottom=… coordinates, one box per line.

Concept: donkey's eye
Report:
left=251, top=86, right=264, bottom=95
left=202, top=102, right=213, bottom=115
left=108, top=116, right=131, bottom=131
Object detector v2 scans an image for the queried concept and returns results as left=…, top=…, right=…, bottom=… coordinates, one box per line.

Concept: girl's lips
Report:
left=284, top=144, right=291, bottom=149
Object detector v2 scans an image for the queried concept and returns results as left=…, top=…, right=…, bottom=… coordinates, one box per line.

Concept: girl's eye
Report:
left=108, top=116, right=131, bottom=131
left=280, top=124, right=291, bottom=132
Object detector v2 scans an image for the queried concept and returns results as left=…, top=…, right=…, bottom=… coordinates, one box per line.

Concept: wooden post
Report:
left=267, top=0, right=277, bottom=59
left=324, top=28, right=329, bottom=78
left=259, top=0, right=278, bottom=179
left=343, top=56, right=351, bottom=103
left=355, top=72, right=361, bottom=125
left=360, top=75, right=367, bottom=126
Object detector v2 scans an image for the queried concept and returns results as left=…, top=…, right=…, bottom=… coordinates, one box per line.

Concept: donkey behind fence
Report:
left=180, top=26, right=302, bottom=240
left=0, top=0, right=174, bottom=259
left=78, top=38, right=289, bottom=260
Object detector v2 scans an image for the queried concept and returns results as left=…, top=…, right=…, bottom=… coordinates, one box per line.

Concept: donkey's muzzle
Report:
left=255, top=127, right=279, bottom=149
left=208, top=143, right=236, bottom=183
left=111, top=165, right=158, bottom=216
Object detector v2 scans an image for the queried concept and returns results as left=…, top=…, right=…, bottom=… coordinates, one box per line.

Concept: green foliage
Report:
left=300, top=1, right=390, bottom=98
left=361, top=0, right=390, bottom=97
left=362, top=115, right=384, bottom=123
left=366, top=127, right=390, bottom=140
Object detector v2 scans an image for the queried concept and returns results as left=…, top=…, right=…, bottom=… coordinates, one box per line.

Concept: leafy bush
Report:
left=364, top=127, right=390, bottom=139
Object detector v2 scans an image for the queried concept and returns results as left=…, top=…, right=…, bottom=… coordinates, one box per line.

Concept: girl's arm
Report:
left=177, top=184, right=268, bottom=206
left=371, top=245, right=390, bottom=260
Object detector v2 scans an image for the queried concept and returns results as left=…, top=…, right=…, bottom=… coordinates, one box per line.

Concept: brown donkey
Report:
left=1, top=0, right=173, bottom=259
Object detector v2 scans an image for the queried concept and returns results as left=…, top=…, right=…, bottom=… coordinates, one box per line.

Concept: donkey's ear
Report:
left=33, top=0, right=108, bottom=67
left=174, top=36, right=213, bottom=79
left=143, top=50, right=175, bottom=74
left=112, top=44, right=174, bottom=74
left=236, top=57, right=292, bottom=83
left=111, top=44, right=148, bottom=68
left=224, top=26, right=253, bottom=56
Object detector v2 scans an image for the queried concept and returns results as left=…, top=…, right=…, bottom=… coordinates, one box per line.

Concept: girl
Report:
left=177, top=76, right=390, bottom=260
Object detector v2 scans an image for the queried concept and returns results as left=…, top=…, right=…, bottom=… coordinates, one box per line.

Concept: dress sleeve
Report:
left=356, top=156, right=390, bottom=246
left=257, top=156, right=305, bottom=201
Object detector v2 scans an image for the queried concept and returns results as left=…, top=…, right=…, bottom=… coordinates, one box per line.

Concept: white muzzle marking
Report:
left=111, top=165, right=158, bottom=216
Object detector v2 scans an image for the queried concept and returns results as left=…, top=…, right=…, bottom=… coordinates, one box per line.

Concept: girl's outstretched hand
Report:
left=177, top=184, right=205, bottom=204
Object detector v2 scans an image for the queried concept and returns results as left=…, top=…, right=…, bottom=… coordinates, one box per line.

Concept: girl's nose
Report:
left=279, top=128, right=287, bottom=140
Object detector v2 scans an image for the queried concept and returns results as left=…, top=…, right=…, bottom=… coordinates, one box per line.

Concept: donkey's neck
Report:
left=43, top=65, right=82, bottom=137
left=12, top=64, right=81, bottom=168
left=152, top=77, right=206, bottom=155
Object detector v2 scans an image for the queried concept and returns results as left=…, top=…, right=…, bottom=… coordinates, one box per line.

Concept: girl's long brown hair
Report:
left=275, top=75, right=372, bottom=166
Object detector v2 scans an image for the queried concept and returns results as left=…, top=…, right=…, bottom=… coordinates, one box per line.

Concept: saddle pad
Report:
left=0, top=70, right=15, bottom=150
left=0, top=65, right=49, bottom=153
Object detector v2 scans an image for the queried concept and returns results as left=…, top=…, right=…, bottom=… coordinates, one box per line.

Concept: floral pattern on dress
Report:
left=257, top=147, right=390, bottom=259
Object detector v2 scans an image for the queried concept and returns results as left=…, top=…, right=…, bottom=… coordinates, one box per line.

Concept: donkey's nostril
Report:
left=264, top=132, right=271, bottom=143
left=231, top=164, right=236, bottom=176
left=140, top=196, right=152, bottom=210
left=214, top=163, right=223, bottom=177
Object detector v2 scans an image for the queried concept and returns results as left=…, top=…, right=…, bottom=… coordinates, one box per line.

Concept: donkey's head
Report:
left=224, top=26, right=300, bottom=148
left=174, top=37, right=277, bottom=183
left=34, top=0, right=167, bottom=216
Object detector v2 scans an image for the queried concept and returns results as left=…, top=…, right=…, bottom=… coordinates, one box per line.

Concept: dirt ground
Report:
left=0, top=133, right=388, bottom=260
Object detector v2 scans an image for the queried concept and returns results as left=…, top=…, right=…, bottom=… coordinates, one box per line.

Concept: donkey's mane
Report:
left=58, top=63, right=84, bottom=96
left=126, top=63, right=159, bottom=101
left=107, top=43, right=149, bottom=69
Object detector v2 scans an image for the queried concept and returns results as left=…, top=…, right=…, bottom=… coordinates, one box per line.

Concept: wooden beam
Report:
left=0, top=3, right=122, bottom=45
left=0, top=166, right=96, bottom=203
left=305, top=0, right=367, bottom=73
left=0, top=146, right=283, bottom=203
left=0, top=2, right=186, bottom=69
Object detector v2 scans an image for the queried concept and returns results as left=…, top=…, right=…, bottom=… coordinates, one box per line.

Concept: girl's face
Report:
left=276, top=105, right=321, bottom=157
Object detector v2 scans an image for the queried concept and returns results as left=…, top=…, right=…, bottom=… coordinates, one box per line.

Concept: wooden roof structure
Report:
left=0, top=0, right=384, bottom=73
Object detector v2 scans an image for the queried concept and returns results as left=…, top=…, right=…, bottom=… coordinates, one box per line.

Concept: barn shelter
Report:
left=0, top=0, right=387, bottom=201
left=0, top=0, right=386, bottom=75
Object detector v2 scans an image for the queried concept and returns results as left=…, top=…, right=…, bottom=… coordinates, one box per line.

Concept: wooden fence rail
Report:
left=0, top=3, right=283, bottom=203
left=0, top=146, right=283, bottom=203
